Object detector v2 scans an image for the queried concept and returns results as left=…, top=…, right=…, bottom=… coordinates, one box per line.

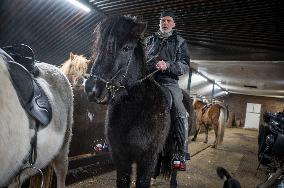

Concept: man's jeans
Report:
left=162, top=84, right=189, bottom=158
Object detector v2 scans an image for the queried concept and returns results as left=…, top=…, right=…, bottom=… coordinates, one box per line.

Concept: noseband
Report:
left=87, top=50, right=134, bottom=100
left=88, top=67, right=127, bottom=97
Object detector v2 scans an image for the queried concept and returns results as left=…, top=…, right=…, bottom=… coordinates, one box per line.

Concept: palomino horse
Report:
left=0, top=51, right=73, bottom=187
left=60, top=52, right=91, bottom=87
left=191, top=99, right=228, bottom=148
left=85, top=16, right=189, bottom=188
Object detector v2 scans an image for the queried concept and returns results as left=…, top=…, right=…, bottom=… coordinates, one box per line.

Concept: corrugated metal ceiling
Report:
left=90, top=0, right=284, bottom=50
left=0, top=0, right=283, bottom=65
left=0, top=0, right=284, bottom=97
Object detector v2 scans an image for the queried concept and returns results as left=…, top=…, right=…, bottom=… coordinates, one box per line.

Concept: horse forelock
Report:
left=93, top=16, right=143, bottom=58
left=91, top=16, right=147, bottom=82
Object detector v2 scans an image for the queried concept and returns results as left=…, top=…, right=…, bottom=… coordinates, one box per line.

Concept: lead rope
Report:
left=17, top=121, right=44, bottom=188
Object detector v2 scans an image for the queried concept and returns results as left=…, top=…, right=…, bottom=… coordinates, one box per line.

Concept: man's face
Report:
left=159, top=16, right=175, bottom=33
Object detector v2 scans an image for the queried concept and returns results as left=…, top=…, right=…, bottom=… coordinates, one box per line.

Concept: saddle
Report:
left=2, top=44, right=52, bottom=127
left=201, top=103, right=212, bottom=114
left=269, top=114, right=284, bottom=157
left=258, top=112, right=284, bottom=165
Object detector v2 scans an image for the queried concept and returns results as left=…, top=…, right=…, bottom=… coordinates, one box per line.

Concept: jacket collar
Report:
left=155, top=30, right=177, bottom=39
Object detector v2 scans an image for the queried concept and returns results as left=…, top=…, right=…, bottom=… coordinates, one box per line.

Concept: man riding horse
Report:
left=145, top=10, right=191, bottom=170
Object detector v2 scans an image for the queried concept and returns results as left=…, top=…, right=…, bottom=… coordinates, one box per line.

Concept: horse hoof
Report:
left=211, top=145, right=216, bottom=148
left=170, top=182, right=177, bottom=188
left=191, top=138, right=196, bottom=141
left=203, top=141, right=208, bottom=144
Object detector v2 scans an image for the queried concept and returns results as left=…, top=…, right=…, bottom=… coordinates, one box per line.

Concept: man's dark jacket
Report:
left=144, top=31, right=190, bottom=84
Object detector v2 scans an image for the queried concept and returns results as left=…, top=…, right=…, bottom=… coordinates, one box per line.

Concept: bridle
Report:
left=88, top=66, right=128, bottom=98
left=86, top=41, right=159, bottom=101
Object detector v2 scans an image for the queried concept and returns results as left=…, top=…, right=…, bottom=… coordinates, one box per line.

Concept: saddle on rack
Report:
left=258, top=112, right=284, bottom=165
left=1, top=44, right=52, bottom=127
left=270, top=114, right=284, bottom=158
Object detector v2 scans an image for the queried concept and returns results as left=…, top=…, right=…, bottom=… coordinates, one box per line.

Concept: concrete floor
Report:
left=68, top=128, right=267, bottom=188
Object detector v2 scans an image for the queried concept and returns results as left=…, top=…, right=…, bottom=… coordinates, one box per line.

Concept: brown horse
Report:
left=191, top=99, right=228, bottom=148
left=60, top=52, right=91, bottom=87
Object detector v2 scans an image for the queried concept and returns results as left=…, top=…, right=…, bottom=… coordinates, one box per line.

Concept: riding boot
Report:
left=172, top=117, right=190, bottom=171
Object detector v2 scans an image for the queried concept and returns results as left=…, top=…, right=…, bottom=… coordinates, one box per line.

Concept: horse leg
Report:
left=116, top=166, right=132, bottom=188
left=150, top=154, right=162, bottom=186
left=8, top=167, right=39, bottom=188
left=191, top=123, right=200, bottom=141
left=51, top=143, right=69, bottom=188
left=204, top=125, right=209, bottom=144
left=136, top=154, right=157, bottom=188
left=52, top=121, right=72, bottom=188
left=113, top=153, right=132, bottom=188
left=212, top=123, right=219, bottom=148
left=153, top=153, right=162, bottom=179
left=170, top=171, right=178, bottom=188
left=8, top=173, right=30, bottom=188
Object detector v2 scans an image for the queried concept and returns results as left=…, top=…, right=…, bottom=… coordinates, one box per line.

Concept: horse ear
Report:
left=132, top=22, right=147, bottom=36
left=70, top=52, right=75, bottom=60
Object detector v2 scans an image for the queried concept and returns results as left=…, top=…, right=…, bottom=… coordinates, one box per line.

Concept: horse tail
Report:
left=159, top=151, right=172, bottom=179
left=218, top=105, right=227, bottom=144
left=182, top=89, right=194, bottom=135
left=159, top=116, right=178, bottom=179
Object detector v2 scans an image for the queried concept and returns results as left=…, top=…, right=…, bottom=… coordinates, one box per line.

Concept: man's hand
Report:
left=155, top=60, right=168, bottom=71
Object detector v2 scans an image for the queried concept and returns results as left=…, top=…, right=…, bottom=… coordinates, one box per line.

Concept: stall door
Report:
left=244, top=103, right=261, bottom=129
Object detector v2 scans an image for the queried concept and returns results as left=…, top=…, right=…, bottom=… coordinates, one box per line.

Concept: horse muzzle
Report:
left=85, top=77, right=111, bottom=104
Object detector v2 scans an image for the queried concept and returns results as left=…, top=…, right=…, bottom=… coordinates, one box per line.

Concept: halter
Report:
left=88, top=67, right=127, bottom=97
left=87, top=55, right=159, bottom=101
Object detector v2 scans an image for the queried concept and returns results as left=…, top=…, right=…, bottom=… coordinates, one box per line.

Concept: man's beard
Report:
left=158, top=29, right=173, bottom=38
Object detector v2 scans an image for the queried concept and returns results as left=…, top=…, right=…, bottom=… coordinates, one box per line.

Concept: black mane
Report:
left=93, top=16, right=143, bottom=59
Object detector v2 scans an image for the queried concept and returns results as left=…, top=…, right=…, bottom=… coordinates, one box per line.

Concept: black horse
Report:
left=85, top=16, right=192, bottom=188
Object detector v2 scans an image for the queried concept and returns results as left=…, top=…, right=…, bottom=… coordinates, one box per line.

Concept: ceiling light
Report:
left=67, top=0, right=91, bottom=12
left=192, top=73, right=207, bottom=83
left=244, top=85, right=257, bottom=88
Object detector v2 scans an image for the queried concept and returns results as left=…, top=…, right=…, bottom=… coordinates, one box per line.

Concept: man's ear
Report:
left=172, top=22, right=176, bottom=28
left=132, top=22, right=147, bottom=36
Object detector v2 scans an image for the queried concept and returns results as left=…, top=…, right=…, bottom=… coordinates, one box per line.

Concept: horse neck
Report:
left=125, top=42, right=147, bottom=86
left=194, top=100, right=206, bottom=111
left=60, top=59, right=72, bottom=75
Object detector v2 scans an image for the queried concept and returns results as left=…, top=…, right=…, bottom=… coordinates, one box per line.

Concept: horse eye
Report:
left=122, top=46, right=130, bottom=52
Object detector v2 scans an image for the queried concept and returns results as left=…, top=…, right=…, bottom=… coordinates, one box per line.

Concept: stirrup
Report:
left=172, top=160, right=186, bottom=171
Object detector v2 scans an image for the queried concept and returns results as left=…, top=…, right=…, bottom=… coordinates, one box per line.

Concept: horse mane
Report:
left=93, top=15, right=145, bottom=60
left=60, top=52, right=90, bottom=86
left=193, top=98, right=205, bottom=109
